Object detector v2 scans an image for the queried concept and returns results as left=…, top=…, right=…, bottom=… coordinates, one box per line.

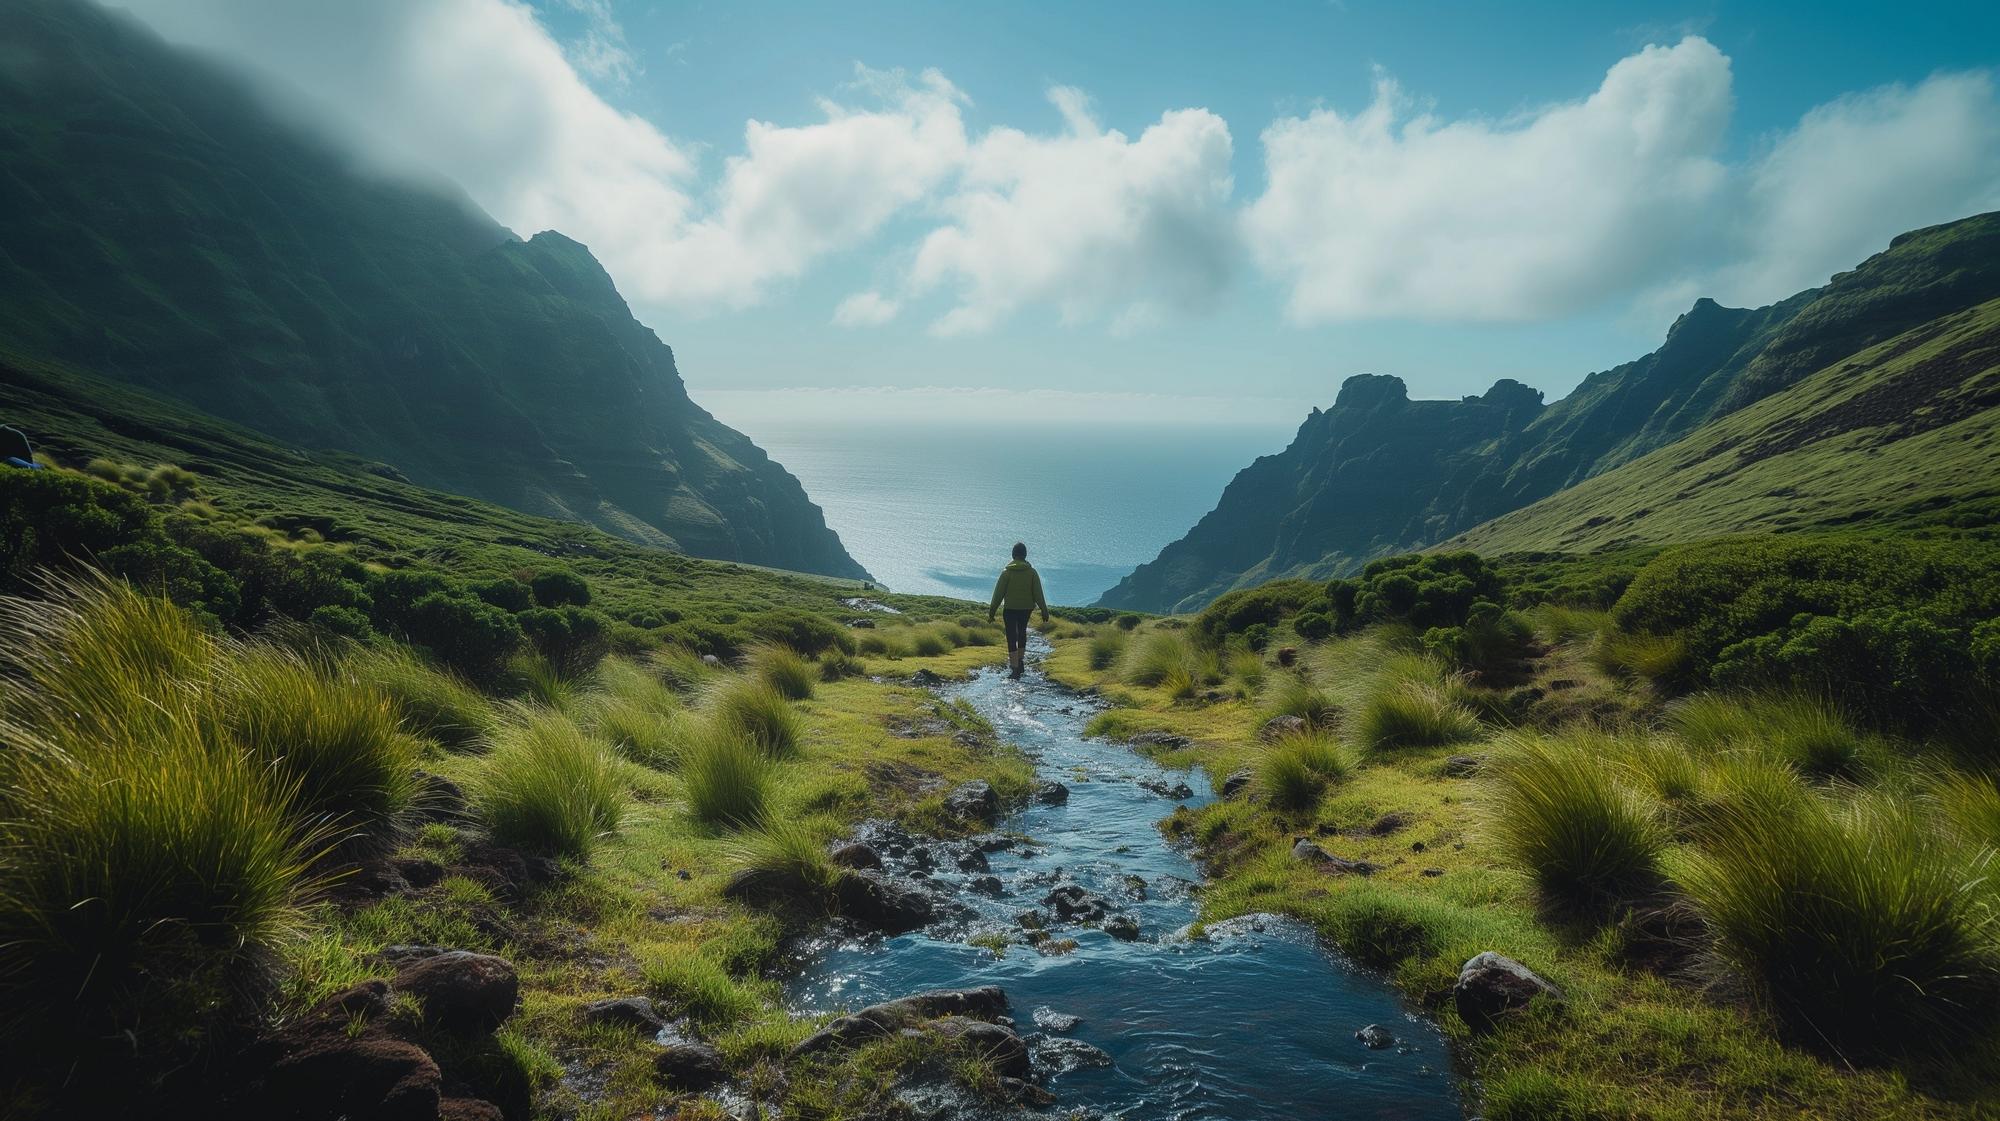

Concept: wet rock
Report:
left=999, top=1077, right=1059, bottom=1107
left=970, top=833, right=1016, bottom=853
left=789, top=987, right=1011, bottom=1059
left=909, top=668, right=944, bottom=686
left=1455, top=951, right=1563, bottom=1032
left=579, top=997, right=665, bottom=1033
left=1015, top=909, right=1047, bottom=930
left=969, top=875, right=1004, bottom=897
left=1036, top=938, right=1080, bottom=956
left=1355, top=1023, right=1396, bottom=1050
left=829, top=842, right=883, bottom=871
left=1032, top=780, right=1070, bottom=805
left=1042, top=884, right=1112, bottom=924
left=655, top=1040, right=727, bottom=1091
left=1290, top=839, right=1382, bottom=876
left=1031, top=1006, right=1082, bottom=1032
left=1120, top=874, right=1148, bottom=900
left=1367, top=811, right=1413, bottom=836
left=931, top=1017, right=1031, bottom=1079
left=1102, top=914, right=1141, bottom=941
left=1028, top=1034, right=1114, bottom=1074
left=955, top=848, right=990, bottom=873
left=394, top=951, right=518, bottom=1033
left=944, top=781, right=999, bottom=824
left=1259, top=714, right=1309, bottom=741
left=1218, top=769, right=1254, bottom=799
left=1138, top=779, right=1195, bottom=799
left=1131, top=730, right=1194, bottom=750
left=721, top=865, right=813, bottom=906
left=834, top=871, right=935, bottom=934
left=1442, top=754, right=1487, bottom=778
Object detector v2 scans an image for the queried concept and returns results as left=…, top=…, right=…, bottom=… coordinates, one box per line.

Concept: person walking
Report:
left=988, top=541, right=1049, bottom=679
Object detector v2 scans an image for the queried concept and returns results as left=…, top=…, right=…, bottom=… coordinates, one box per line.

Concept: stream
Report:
left=783, top=636, right=1464, bottom=1119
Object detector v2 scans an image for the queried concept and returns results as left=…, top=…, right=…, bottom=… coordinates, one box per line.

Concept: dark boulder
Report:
left=955, top=848, right=990, bottom=873
left=1355, top=1023, right=1396, bottom=1050
left=1032, top=780, right=1070, bottom=805
left=655, top=1041, right=728, bottom=1091
left=1454, top=951, right=1562, bottom=1032
left=1031, top=1006, right=1082, bottom=1032
left=1102, top=915, right=1141, bottom=941
left=1259, top=715, right=1309, bottom=742
left=1042, top=885, right=1112, bottom=924
left=229, top=982, right=441, bottom=1121
left=1131, top=730, right=1194, bottom=750
left=1218, top=769, right=1253, bottom=799
left=1028, top=1034, right=1113, bottom=1073
left=929, top=1017, right=1030, bottom=1079
left=393, top=951, right=519, bottom=1033
left=439, top=1099, right=505, bottom=1121
left=944, top=781, right=999, bottom=824
left=579, top=996, right=665, bottom=1033
left=829, top=842, right=883, bottom=871
left=909, top=668, right=944, bottom=686
left=789, top=987, right=1010, bottom=1060
left=1290, top=839, right=1381, bottom=876
left=835, top=871, right=934, bottom=933
left=969, top=875, right=1004, bottom=897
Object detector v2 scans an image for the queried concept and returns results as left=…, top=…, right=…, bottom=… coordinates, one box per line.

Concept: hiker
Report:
left=987, top=541, right=1049, bottom=679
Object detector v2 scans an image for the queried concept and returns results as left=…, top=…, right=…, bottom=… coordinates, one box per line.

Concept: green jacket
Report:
left=989, top=560, right=1048, bottom=615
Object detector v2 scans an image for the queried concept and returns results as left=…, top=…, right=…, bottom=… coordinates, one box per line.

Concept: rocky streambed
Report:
left=780, top=635, right=1466, bottom=1119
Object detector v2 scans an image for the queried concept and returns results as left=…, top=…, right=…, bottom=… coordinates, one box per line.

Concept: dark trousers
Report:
left=1002, top=609, right=1031, bottom=653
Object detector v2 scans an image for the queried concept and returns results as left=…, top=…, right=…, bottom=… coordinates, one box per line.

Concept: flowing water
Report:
left=784, top=639, right=1464, bottom=1119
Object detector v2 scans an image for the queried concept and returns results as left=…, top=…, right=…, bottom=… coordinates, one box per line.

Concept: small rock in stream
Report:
left=1029, top=1034, right=1114, bottom=1073
left=1031, top=1007, right=1083, bottom=1032
left=1355, top=1023, right=1396, bottom=1050
left=1102, top=915, right=1141, bottom=941
left=1032, top=780, right=1070, bottom=805
left=829, top=842, right=883, bottom=870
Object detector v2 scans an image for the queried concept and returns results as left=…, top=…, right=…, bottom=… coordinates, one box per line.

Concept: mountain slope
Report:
left=1099, top=211, right=2000, bottom=613
left=0, top=0, right=866, bottom=579
left=1446, top=297, right=2000, bottom=554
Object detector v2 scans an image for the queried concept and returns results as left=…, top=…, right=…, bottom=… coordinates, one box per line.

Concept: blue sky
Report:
left=123, top=0, right=2000, bottom=423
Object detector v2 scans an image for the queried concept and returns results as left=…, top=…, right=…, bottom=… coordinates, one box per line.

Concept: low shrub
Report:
left=474, top=709, right=626, bottom=858
left=1116, top=613, right=1142, bottom=631
left=1485, top=732, right=1666, bottom=905
left=1258, top=731, right=1353, bottom=812
left=746, top=643, right=816, bottom=700
left=708, top=677, right=805, bottom=760
left=1680, top=792, right=2000, bottom=1049
left=682, top=731, right=773, bottom=830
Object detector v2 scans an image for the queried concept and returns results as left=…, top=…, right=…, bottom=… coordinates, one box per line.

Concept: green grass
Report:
left=348, top=644, right=497, bottom=749
left=1352, top=677, right=1482, bottom=751
left=682, top=730, right=774, bottom=830
left=1088, top=629, right=1127, bottom=670
left=1263, top=674, right=1339, bottom=728
left=707, top=677, right=806, bottom=761
left=817, top=650, right=866, bottom=681
left=1485, top=731, right=1666, bottom=906
left=642, top=949, right=766, bottom=1029
left=1680, top=790, right=2000, bottom=1051
left=1933, top=772, right=2000, bottom=845
left=1257, top=730, right=1353, bottom=812
left=1119, top=629, right=1196, bottom=687
left=225, top=646, right=420, bottom=843
left=909, top=629, right=950, bottom=657
left=723, top=818, right=841, bottom=907
left=473, top=708, right=627, bottom=858
left=1669, top=692, right=1875, bottom=779
left=747, top=643, right=817, bottom=700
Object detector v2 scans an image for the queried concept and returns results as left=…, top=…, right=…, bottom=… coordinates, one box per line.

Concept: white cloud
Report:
left=1718, top=71, right=2000, bottom=303
left=908, top=89, right=1237, bottom=334
left=832, top=290, right=901, bottom=327
left=1245, top=37, right=1734, bottom=323
left=558, top=0, right=638, bottom=85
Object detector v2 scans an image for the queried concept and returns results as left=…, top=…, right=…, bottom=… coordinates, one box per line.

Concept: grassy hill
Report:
left=0, top=0, right=865, bottom=578
left=1449, top=297, right=2000, bottom=554
left=1099, top=212, right=2000, bottom=614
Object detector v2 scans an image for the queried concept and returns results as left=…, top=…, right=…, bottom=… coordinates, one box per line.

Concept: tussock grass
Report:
left=1088, top=629, right=1127, bottom=671
left=909, top=629, right=950, bottom=658
left=512, top=652, right=582, bottom=711
left=1681, top=791, right=2000, bottom=1049
left=724, top=818, right=841, bottom=904
left=1161, top=664, right=1198, bottom=701
left=648, top=645, right=721, bottom=693
left=708, top=677, right=806, bottom=760
left=1530, top=604, right=1612, bottom=645
left=1257, top=730, right=1353, bottom=812
left=225, top=646, right=420, bottom=843
left=643, top=950, right=764, bottom=1028
left=682, top=730, right=774, bottom=830
left=349, top=644, right=496, bottom=749
left=1263, top=675, right=1339, bottom=728
left=747, top=643, right=816, bottom=700
left=854, top=632, right=903, bottom=658
left=1932, top=772, right=2000, bottom=845
left=1228, top=649, right=1266, bottom=696
left=1669, top=692, right=1874, bottom=779
left=1485, top=731, right=1666, bottom=905
left=1593, top=630, right=1694, bottom=687
left=1119, top=629, right=1216, bottom=691
left=1352, top=676, right=1482, bottom=751
left=818, top=650, right=866, bottom=682
left=474, top=708, right=626, bottom=857
left=590, top=694, right=685, bottom=768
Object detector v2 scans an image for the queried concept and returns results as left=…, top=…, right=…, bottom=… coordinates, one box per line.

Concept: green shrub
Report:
left=1420, top=601, right=1533, bottom=673
left=708, top=677, right=805, bottom=760
left=474, top=709, right=626, bottom=858
left=225, top=647, right=420, bottom=842
left=1116, top=613, right=1142, bottom=631
left=682, top=730, right=773, bottom=830
left=471, top=576, right=534, bottom=613
left=1088, top=629, right=1127, bottom=670
left=1486, top=732, right=1665, bottom=905
left=1292, top=611, right=1334, bottom=643
left=1195, top=580, right=1323, bottom=645
left=1681, top=792, right=2000, bottom=1049
left=517, top=606, right=611, bottom=678
left=1353, top=678, right=1481, bottom=751
left=750, top=609, right=854, bottom=657
left=1332, top=552, right=1508, bottom=632
left=349, top=645, right=497, bottom=749
left=747, top=643, right=816, bottom=700
left=528, top=568, right=591, bottom=607
left=1258, top=730, right=1353, bottom=812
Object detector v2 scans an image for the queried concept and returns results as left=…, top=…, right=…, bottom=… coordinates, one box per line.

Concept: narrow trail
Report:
left=785, top=636, right=1464, bottom=1119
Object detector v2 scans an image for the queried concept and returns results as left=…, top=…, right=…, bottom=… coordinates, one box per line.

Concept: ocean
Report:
left=718, top=416, right=1293, bottom=606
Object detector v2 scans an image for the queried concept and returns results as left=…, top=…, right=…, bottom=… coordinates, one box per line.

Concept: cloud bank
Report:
left=115, top=1, right=2000, bottom=333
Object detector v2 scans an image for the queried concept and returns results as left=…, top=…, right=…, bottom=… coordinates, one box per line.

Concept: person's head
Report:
left=1011, top=542, right=1028, bottom=561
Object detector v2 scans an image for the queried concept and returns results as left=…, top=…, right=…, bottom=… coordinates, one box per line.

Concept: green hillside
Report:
left=1448, top=297, right=2000, bottom=554
left=0, top=0, right=865, bottom=579
left=1098, top=212, right=2000, bottom=614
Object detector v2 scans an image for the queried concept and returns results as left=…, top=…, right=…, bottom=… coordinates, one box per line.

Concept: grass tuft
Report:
left=1485, top=731, right=1666, bottom=905
left=1257, top=730, right=1353, bottom=812
left=473, top=708, right=626, bottom=858
left=747, top=643, right=816, bottom=700
left=708, top=677, right=806, bottom=760
left=349, top=644, right=497, bottom=749
left=1669, top=692, right=1873, bottom=779
left=1263, top=675, right=1340, bottom=728
left=1088, top=629, right=1127, bottom=671
left=1352, top=678, right=1482, bottom=751
left=682, top=729, right=774, bottom=830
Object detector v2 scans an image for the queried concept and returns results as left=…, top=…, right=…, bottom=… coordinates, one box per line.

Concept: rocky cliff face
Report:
left=0, top=0, right=866, bottom=580
left=1099, top=211, right=2000, bottom=613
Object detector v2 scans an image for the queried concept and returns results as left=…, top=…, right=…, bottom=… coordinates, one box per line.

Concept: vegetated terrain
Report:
left=1053, top=531, right=2000, bottom=1120
left=1099, top=210, right=2000, bottom=614
left=0, top=360, right=1083, bottom=1117
left=0, top=0, right=865, bottom=578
